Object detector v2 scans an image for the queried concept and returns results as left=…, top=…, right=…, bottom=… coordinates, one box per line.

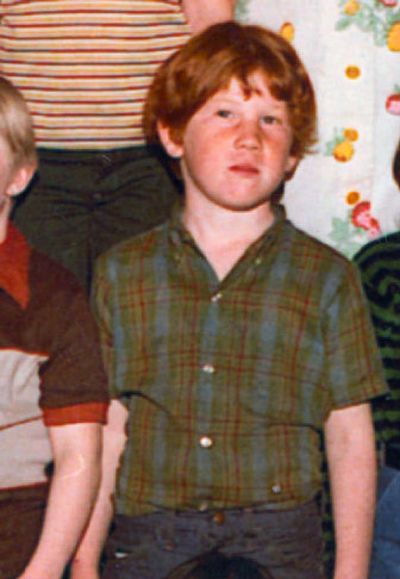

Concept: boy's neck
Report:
left=182, top=200, right=275, bottom=281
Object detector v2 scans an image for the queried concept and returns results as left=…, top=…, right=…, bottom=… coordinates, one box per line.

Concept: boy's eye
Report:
left=261, top=115, right=282, bottom=125
left=216, top=109, right=233, bottom=119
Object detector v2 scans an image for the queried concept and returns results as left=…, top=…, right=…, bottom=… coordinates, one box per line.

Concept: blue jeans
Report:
left=103, top=500, right=325, bottom=579
left=369, top=466, right=400, bottom=578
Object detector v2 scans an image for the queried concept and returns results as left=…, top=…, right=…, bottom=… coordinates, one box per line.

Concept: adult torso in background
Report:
left=0, top=0, right=190, bottom=150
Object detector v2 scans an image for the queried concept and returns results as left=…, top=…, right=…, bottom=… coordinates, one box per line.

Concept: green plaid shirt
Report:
left=94, top=208, right=387, bottom=516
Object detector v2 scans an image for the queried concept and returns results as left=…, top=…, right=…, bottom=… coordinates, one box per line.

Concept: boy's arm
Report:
left=18, top=422, right=102, bottom=579
left=70, top=400, right=128, bottom=579
left=182, top=0, right=236, bottom=34
left=324, top=402, right=377, bottom=579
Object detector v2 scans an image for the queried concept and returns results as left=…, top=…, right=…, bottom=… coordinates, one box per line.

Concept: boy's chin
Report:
left=213, top=195, right=276, bottom=214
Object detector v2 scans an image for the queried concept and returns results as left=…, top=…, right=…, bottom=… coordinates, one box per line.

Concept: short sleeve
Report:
left=322, top=261, right=388, bottom=413
left=29, top=254, right=109, bottom=413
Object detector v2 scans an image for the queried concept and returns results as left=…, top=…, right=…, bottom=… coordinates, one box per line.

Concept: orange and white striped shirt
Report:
left=0, top=1, right=190, bottom=149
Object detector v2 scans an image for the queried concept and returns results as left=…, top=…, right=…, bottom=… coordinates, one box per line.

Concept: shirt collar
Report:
left=0, top=223, right=31, bottom=308
left=168, top=203, right=287, bottom=252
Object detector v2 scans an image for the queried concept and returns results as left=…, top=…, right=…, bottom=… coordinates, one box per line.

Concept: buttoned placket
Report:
left=169, top=212, right=285, bottom=510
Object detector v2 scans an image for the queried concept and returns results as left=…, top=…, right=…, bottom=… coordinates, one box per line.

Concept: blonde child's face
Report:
left=0, top=136, right=16, bottom=206
left=159, top=71, right=298, bottom=215
left=0, top=135, right=35, bottom=224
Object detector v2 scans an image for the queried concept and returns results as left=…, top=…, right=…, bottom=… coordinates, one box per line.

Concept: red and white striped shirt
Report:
left=0, top=1, right=190, bottom=149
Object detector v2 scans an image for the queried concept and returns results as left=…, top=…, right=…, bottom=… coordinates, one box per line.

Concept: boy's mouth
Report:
left=229, top=164, right=260, bottom=175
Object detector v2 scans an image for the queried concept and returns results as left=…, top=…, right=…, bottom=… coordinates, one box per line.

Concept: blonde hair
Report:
left=0, top=77, right=37, bottom=169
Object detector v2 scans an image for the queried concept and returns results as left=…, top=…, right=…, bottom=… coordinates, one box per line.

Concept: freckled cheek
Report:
left=265, top=138, right=293, bottom=161
left=199, top=139, right=225, bottom=161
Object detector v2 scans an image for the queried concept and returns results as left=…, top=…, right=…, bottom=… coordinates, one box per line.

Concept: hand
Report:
left=70, top=560, right=100, bottom=579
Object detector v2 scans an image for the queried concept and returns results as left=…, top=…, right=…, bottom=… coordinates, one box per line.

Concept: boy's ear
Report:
left=156, top=121, right=183, bottom=159
left=6, top=164, right=36, bottom=198
left=284, top=155, right=299, bottom=181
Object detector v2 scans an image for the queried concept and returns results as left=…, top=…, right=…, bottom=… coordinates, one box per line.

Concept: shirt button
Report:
left=202, top=363, right=215, bottom=374
left=271, top=484, right=282, bottom=494
left=199, top=436, right=213, bottom=448
left=211, top=292, right=222, bottom=303
left=255, top=257, right=263, bottom=266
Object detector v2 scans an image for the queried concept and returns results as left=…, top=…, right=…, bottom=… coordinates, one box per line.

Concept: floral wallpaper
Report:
left=236, top=0, right=400, bottom=258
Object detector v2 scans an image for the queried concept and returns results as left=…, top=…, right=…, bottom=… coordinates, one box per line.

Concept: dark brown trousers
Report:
left=0, top=485, right=48, bottom=579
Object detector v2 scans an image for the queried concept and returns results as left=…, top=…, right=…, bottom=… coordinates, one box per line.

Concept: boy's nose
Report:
left=234, top=120, right=262, bottom=150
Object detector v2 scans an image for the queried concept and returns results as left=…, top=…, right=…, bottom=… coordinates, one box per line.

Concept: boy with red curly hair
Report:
left=79, top=22, right=387, bottom=578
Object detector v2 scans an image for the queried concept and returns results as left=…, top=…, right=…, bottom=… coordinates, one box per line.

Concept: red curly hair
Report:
left=144, top=21, right=317, bottom=160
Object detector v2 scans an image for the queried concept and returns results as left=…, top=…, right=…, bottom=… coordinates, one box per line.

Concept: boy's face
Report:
left=159, top=71, right=298, bottom=215
left=0, top=137, right=16, bottom=204
left=0, top=136, right=35, bottom=236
